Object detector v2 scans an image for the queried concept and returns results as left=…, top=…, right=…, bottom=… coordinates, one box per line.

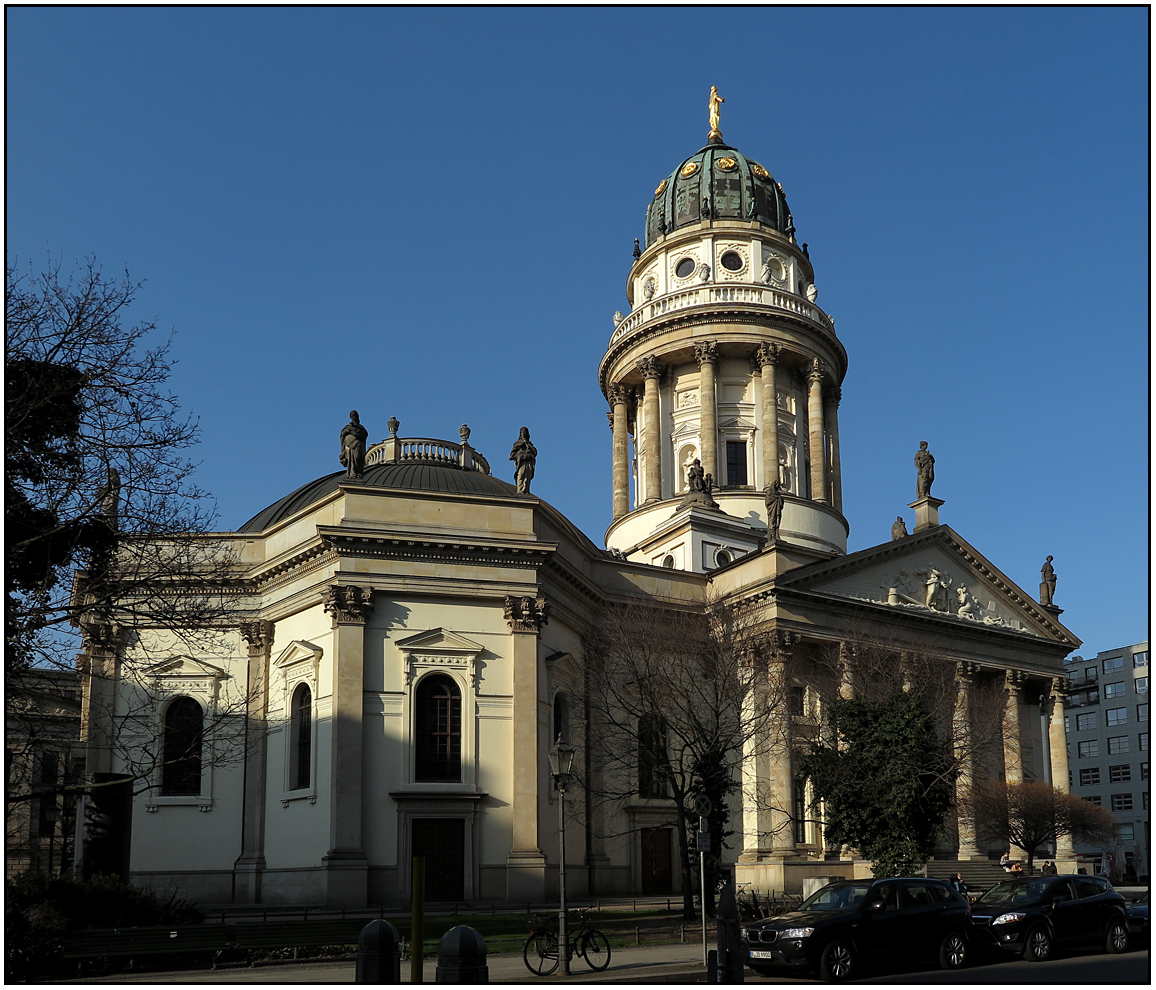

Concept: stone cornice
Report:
left=317, top=526, right=557, bottom=568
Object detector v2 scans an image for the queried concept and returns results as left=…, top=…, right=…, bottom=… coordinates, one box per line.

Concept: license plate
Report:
left=749, top=950, right=775, bottom=959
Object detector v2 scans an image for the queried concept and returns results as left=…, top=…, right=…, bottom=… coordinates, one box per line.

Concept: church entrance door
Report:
left=412, top=818, right=465, bottom=901
left=640, top=827, right=672, bottom=894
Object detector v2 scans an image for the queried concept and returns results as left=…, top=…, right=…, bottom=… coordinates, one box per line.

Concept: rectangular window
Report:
left=1078, top=739, right=1099, bottom=758
left=1135, top=651, right=1149, bottom=668
left=1142, top=762, right=1149, bottom=780
left=1107, top=707, right=1127, bottom=726
left=1109, top=736, right=1129, bottom=754
left=1110, top=793, right=1133, bottom=812
left=1109, top=764, right=1132, bottom=782
left=1139, top=704, right=1149, bottom=722
left=1120, top=823, right=1135, bottom=841
left=1085, top=667, right=1099, bottom=682
left=788, top=685, right=806, bottom=717
left=726, top=441, right=748, bottom=487
left=793, top=778, right=807, bottom=844
left=1076, top=712, right=1097, bottom=731
left=1144, top=792, right=1150, bottom=810
left=1080, top=767, right=1100, bottom=785
left=1104, top=656, right=1124, bottom=673
left=1142, top=732, right=1150, bottom=751
left=1085, top=795, right=1101, bottom=805
left=1136, top=677, right=1149, bottom=694
left=1104, top=681, right=1126, bottom=698
left=1064, top=715, right=1070, bottom=732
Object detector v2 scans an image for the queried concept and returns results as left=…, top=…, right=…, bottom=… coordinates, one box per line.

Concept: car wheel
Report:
left=818, top=939, right=855, bottom=982
left=1022, top=925, right=1052, bottom=962
left=1105, top=918, right=1129, bottom=954
left=938, top=930, right=968, bottom=970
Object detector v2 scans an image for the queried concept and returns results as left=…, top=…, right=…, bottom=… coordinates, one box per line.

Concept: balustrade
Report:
left=365, top=437, right=490, bottom=473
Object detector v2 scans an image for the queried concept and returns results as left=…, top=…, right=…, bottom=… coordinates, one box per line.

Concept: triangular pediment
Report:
left=718, top=416, right=757, bottom=431
left=144, top=656, right=228, bottom=679
left=274, top=640, right=324, bottom=668
left=395, top=628, right=484, bottom=655
left=777, top=526, right=1078, bottom=645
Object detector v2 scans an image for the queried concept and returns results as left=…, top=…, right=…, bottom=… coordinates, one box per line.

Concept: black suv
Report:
left=742, top=877, right=971, bottom=981
left=970, top=874, right=1128, bottom=961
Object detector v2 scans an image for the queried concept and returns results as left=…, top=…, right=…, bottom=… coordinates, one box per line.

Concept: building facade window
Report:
left=1079, top=767, right=1100, bottom=785
left=1103, top=656, right=1124, bottom=673
left=1138, top=704, right=1149, bottom=722
left=1120, top=823, right=1135, bottom=841
left=726, top=441, right=748, bottom=486
left=1076, top=712, right=1097, bottom=731
left=1104, top=681, right=1126, bottom=699
left=1078, top=740, right=1099, bottom=758
left=793, top=778, right=807, bottom=844
left=638, top=715, right=668, bottom=798
left=1140, top=732, right=1149, bottom=751
left=290, top=683, right=312, bottom=790
left=1106, top=708, right=1127, bottom=726
left=1134, top=651, right=1149, bottom=668
left=1142, top=762, right=1149, bottom=780
left=1136, top=677, right=1149, bottom=694
left=161, top=697, right=203, bottom=795
left=553, top=692, right=570, bottom=746
left=1109, top=764, right=1131, bottom=783
left=414, top=675, right=462, bottom=782
left=1085, top=795, right=1102, bottom=805
left=1144, top=792, right=1150, bottom=810
left=1085, top=667, right=1099, bottom=683
left=1108, top=736, right=1129, bottom=755
left=1110, top=793, right=1133, bottom=812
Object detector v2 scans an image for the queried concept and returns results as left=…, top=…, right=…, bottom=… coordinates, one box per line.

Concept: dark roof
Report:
left=644, top=142, right=794, bottom=249
left=238, top=463, right=519, bottom=533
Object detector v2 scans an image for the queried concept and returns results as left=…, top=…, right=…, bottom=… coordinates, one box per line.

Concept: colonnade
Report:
left=608, top=342, right=843, bottom=520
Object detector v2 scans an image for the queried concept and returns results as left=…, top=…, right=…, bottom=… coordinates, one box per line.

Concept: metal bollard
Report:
left=355, top=919, right=402, bottom=983
left=714, top=877, right=745, bottom=983
left=434, top=925, right=488, bottom=983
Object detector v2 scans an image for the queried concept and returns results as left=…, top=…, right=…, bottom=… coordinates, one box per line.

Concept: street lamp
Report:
left=549, top=735, right=576, bottom=976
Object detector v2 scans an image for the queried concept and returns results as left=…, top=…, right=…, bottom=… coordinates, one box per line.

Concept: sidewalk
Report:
left=67, top=944, right=710, bottom=984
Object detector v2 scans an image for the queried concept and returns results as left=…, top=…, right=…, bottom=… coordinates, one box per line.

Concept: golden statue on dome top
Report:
left=708, top=86, right=725, bottom=141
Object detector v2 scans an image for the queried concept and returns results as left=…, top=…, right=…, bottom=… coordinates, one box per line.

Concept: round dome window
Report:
left=662, top=555, right=675, bottom=569
left=720, top=251, right=744, bottom=272
left=715, top=549, right=732, bottom=568
left=675, top=258, right=696, bottom=279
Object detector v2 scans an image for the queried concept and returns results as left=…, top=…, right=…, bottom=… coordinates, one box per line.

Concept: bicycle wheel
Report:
left=579, top=929, right=611, bottom=971
left=523, top=932, right=559, bottom=976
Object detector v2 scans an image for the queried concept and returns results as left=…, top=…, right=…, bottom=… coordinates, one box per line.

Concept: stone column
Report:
left=234, top=620, right=273, bottom=903
left=609, top=385, right=630, bottom=519
left=1003, top=670, right=1026, bottom=784
left=825, top=385, right=843, bottom=513
left=756, top=344, right=780, bottom=487
left=838, top=642, right=855, bottom=702
left=1046, top=680, right=1077, bottom=862
left=636, top=358, right=664, bottom=503
left=694, top=342, right=719, bottom=483
left=504, top=594, right=551, bottom=901
left=806, top=359, right=828, bottom=504
left=321, top=585, right=374, bottom=908
left=953, top=662, right=983, bottom=860
left=78, top=622, right=124, bottom=778
left=767, top=633, right=798, bottom=856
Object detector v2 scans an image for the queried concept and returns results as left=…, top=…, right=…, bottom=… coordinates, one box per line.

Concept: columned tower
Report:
left=600, top=95, right=848, bottom=571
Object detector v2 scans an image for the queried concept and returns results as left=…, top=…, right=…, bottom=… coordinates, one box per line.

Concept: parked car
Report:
left=741, top=877, right=971, bottom=982
left=969, top=875, right=1128, bottom=961
left=1126, top=891, right=1148, bottom=943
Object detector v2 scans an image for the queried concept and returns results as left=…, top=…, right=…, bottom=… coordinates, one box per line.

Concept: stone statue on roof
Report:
left=510, top=427, right=537, bottom=494
left=340, top=410, right=368, bottom=480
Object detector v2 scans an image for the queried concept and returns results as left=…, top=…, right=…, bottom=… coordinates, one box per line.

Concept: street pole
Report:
left=700, top=848, right=708, bottom=966
left=558, top=777, right=570, bottom=976
left=410, top=856, right=425, bottom=984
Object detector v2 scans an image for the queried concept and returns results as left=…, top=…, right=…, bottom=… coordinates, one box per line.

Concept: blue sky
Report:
left=7, top=7, right=1147, bottom=653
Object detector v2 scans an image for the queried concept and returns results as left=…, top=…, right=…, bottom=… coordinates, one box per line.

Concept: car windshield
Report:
left=799, top=884, right=872, bottom=912
left=976, top=879, right=1053, bottom=906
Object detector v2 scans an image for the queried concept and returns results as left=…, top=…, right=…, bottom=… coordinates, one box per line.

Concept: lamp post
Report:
left=548, top=736, right=576, bottom=977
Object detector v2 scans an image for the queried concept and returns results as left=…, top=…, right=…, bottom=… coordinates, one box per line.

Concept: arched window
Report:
left=161, top=697, right=203, bottom=795
left=415, top=675, right=462, bottom=782
left=290, top=683, right=312, bottom=790
left=638, top=715, right=668, bottom=798
left=662, top=555, right=675, bottom=569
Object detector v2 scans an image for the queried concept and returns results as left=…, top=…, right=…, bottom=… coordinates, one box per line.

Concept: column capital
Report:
left=607, top=383, right=633, bottom=406
left=504, top=594, right=550, bottom=633
left=81, top=621, right=123, bottom=654
left=636, top=356, right=665, bottom=380
left=753, top=342, right=781, bottom=369
left=955, top=660, right=982, bottom=685
left=240, top=620, right=274, bottom=653
left=807, top=357, right=825, bottom=386
left=1004, top=668, right=1029, bottom=692
left=824, top=385, right=842, bottom=408
left=693, top=340, right=719, bottom=369
left=324, top=585, right=375, bottom=625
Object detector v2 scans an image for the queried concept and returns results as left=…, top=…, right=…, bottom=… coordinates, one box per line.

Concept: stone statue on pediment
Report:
left=1040, top=556, right=1056, bottom=607
left=891, top=516, right=908, bottom=541
left=510, top=427, right=537, bottom=494
left=340, top=410, right=368, bottom=480
left=914, top=441, right=935, bottom=498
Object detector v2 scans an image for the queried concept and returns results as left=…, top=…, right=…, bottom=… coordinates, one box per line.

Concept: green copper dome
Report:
left=644, top=141, right=794, bottom=248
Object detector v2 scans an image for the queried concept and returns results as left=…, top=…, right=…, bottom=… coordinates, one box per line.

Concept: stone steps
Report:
left=925, top=860, right=1016, bottom=892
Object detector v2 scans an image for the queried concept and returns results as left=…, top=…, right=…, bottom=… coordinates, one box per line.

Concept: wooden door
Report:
left=640, top=827, right=672, bottom=894
left=411, top=818, right=465, bottom=901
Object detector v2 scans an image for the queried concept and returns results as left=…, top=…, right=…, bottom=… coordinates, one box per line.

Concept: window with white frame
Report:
left=1136, top=676, right=1149, bottom=694
left=161, top=697, right=203, bottom=796
left=1134, top=651, right=1149, bottom=668
left=289, top=683, right=312, bottom=790
left=1120, top=823, right=1135, bottom=841
left=414, top=674, right=462, bottom=782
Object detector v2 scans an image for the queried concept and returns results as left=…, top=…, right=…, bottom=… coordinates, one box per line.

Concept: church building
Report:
left=75, top=96, right=1081, bottom=907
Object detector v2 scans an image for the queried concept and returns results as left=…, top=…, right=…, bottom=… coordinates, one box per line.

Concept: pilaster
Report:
left=321, top=584, right=374, bottom=908
left=234, top=620, right=273, bottom=903
left=78, top=622, right=124, bottom=779
left=504, top=594, right=550, bottom=902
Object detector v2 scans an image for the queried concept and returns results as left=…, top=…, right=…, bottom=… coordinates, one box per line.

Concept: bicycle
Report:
left=522, top=908, right=612, bottom=975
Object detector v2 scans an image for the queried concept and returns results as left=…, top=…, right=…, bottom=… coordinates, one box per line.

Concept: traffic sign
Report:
left=693, top=794, right=713, bottom=818
left=696, top=832, right=711, bottom=852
